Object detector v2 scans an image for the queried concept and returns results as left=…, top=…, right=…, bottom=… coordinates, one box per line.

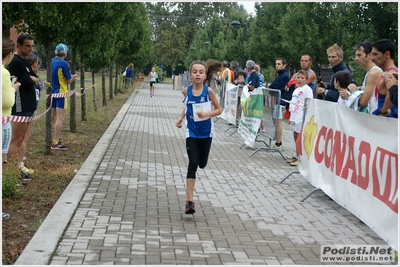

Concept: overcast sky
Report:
left=237, top=1, right=255, bottom=15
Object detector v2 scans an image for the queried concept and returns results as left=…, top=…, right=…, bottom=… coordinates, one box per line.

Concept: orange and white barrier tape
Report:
left=2, top=85, right=95, bottom=124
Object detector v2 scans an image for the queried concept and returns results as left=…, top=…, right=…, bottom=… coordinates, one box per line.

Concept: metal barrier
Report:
left=215, top=79, right=243, bottom=133
left=213, top=79, right=225, bottom=124
left=279, top=97, right=321, bottom=202
left=173, top=72, right=191, bottom=90
left=248, top=87, right=285, bottom=159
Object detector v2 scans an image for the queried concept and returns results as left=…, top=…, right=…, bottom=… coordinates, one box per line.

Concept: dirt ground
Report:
left=2, top=80, right=140, bottom=265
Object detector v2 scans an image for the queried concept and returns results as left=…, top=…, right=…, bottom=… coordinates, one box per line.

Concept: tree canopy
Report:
left=3, top=2, right=398, bottom=82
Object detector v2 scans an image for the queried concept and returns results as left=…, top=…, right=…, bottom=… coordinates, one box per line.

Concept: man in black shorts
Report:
left=7, top=34, right=39, bottom=176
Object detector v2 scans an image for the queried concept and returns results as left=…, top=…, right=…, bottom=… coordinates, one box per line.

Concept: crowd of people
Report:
left=2, top=35, right=78, bottom=220
left=197, top=39, right=397, bottom=167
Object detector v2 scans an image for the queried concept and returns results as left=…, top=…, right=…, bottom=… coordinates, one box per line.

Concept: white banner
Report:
left=237, top=86, right=264, bottom=148
left=297, top=99, right=398, bottom=251
left=220, top=82, right=239, bottom=124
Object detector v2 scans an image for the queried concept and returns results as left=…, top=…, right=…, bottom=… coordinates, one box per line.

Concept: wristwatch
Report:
left=379, top=108, right=388, bottom=116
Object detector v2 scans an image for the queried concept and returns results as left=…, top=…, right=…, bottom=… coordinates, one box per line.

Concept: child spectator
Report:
left=235, top=70, right=247, bottom=86
left=175, top=60, right=222, bottom=214
left=285, top=70, right=313, bottom=166
left=335, top=70, right=353, bottom=106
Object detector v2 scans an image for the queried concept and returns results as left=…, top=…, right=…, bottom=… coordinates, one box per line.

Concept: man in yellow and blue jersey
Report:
left=51, top=43, right=77, bottom=150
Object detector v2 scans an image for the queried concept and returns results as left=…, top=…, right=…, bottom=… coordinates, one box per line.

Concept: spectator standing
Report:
left=369, top=39, right=398, bottom=117
left=269, top=57, right=290, bottom=150
left=220, top=61, right=234, bottom=100
left=124, top=63, right=134, bottom=91
left=2, top=38, right=23, bottom=218
left=341, top=41, right=383, bottom=113
left=6, top=34, right=39, bottom=176
left=21, top=51, right=44, bottom=171
left=290, top=54, right=317, bottom=92
left=255, top=64, right=265, bottom=87
left=25, top=51, right=44, bottom=109
left=335, top=71, right=353, bottom=106
left=51, top=43, right=78, bottom=150
left=246, top=60, right=260, bottom=91
left=175, top=60, right=222, bottom=214
left=2, top=38, right=21, bottom=161
left=315, top=44, right=353, bottom=102
left=285, top=70, right=313, bottom=166
left=148, top=67, right=157, bottom=97
left=380, top=73, right=398, bottom=115
left=230, top=60, right=243, bottom=81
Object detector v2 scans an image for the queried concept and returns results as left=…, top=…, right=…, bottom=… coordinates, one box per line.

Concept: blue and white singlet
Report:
left=184, top=85, right=215, bottom=138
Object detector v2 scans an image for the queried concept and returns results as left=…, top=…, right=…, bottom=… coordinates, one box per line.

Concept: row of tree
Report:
left=4, top=2, right=398, bottom=86
left=147, top=2, right=397, bottom=84
left=2, top=2, right=152, bottom=154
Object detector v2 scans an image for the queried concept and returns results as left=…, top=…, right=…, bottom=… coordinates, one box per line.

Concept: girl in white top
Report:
left=148, top=67, right=157, bottom=97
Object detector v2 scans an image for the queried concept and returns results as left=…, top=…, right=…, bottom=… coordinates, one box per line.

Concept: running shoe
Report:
left=286, top=156, right=298, bottom=163
left=289, top=159, right=300, bottom=166
left=51, top=141, right=69, bottom=150
left=2, top=212, right=10, bottom=221
left=20, top=172, right=32, bottom=181
left=273, top=144, right=284, bottom=152
left=185, top=201, right=196, bottom=214
left=20, top=163, right=34, bottom=174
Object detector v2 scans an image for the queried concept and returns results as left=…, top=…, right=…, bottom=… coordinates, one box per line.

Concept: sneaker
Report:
left=51, top=141, right=68, bottom=150
left=289, top=159, right=300, bottom=166
left=17, top=179, right=27, bottom=186
left=286, top=156, right=298, bottom=163
left=273, top=144, right=284, bottom=152
left=20, top=172, right=32, bottom=181
left=2, top=212, right=10, bottom=221
left=185, top=201, right=196, bottom=214
left=20, top=163, right=34, bottom=174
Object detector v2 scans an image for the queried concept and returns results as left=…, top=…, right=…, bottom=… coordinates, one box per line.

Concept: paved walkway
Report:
left=16, top=83, right=391, bottom=265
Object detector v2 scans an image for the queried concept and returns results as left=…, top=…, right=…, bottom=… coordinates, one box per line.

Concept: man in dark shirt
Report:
left=6, top=34, right=39, bottom=176
left=230, top=60, right=243, bottom=82
left=268, top=57, right=290, bottom=150
left=315, top=44, right=353, bottom=102
left=246, top=60, right=260, bottom=91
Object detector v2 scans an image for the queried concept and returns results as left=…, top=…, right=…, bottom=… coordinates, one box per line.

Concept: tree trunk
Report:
left=44, top=42, right=53, bottom=155
left=70, top=48, right=77, bottom=133
left=114, top=62, right=119, bottom=96
left=102, top=68, right=107, bottom=106
left=109, top=65, right=113, bottom=100
left=80, top=53, right=86, bottom=121
left=92, top=71, right=97, bottom=111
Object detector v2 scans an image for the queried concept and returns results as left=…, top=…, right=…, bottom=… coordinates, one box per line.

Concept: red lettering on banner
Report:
left=314, top=126, right=326, bottom=163
left=331, top=131, right=347, bottom=177
left=372, top=148, right=398, bottom=213
left=324, top=128, right=334, bottom=169
left=341, top=136, right=356, bottom=182
left=353, top=141, right=371, bottom=190
left=312, top=126, right=397, bottom=212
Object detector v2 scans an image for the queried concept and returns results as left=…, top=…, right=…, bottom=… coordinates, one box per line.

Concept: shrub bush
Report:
left=2, top=164, right=20, bottom=198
